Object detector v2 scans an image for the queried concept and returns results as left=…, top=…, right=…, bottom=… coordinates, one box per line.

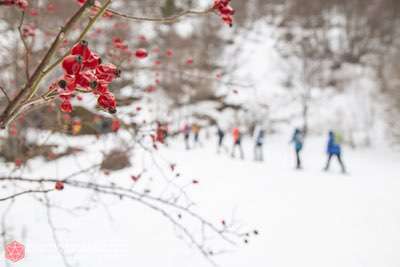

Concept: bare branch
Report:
left=44, top=195, right=74, bottom=267
left=0, top=85, right=10, bottom=103
left=0, top=189, right=53, bottom=202
left=107, top=7, right=214, bottom=23
left=17, top=11, right=30, bottom=80
left=0, top=0, right=96, bottom=128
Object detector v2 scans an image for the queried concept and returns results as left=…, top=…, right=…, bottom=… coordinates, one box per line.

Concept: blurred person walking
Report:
left=182, top=123, right=191, bottom=150
left=192, top=123, right=201, bottom=147
left=217, top=126, right=226, bottom=153
left=231, top=127, right=244, bottom=159
left=290, top=128, right=304, bottom=169
left=253, top=127, right=265, bottom=162
left=324, top=130, right=346, bottom=173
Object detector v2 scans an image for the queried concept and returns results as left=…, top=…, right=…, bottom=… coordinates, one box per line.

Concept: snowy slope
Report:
left=2, top=133, right=400, bottom=267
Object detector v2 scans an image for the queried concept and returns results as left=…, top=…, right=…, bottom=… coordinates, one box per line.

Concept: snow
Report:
left=2, top=132, right=400, bottom=267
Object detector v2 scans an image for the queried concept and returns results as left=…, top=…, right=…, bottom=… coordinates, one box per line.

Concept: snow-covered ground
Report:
left=2, top=133, right=400, bottom=267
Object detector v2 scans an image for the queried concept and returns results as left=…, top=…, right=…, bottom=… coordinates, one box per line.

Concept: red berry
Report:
left=76, top=0, right=86, bottom=5
left=29, top=8, right=38, bottom=16
left=2, top=0, right=14, bottom=6
left=47, top=3, right=56, bottom=13
left=58, top=75, right=77, bottom=97
left=83, top=52, right=101, bottom=69
left=62, top=55, right=82, bottom=75
left=76, top=71, right=97, bottom=89
left=131, top=175, right=141, bottom=182
left=63, top=114, right=72, bottom=121
left=220, top=5, right=235, bottom=15
left=95, top=82, right=109, bottom=95
left=55, top=181, right=64, bottom=191
left=60, top=100, right=73, bottom=113
left=97, top=92, right=116, bottom=111
left=15, top=0, right=28, bottom=10
left=145, top=85, right=156, bottom=93
left=138, top=35, right=147, bottom=42
left=96, top=63, right=120, bottom=83
left=111, top=119, right=121, bottom=132
left=71, top=40, right=91, bottom=60
left=166, top=49, right=174, bottom=57
left=15, top=158, right=23, bottom=167
left=135, top=48, right=148, bottom=59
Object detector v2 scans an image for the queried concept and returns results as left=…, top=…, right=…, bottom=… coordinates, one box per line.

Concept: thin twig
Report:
left=0, top=86, right=10, bottom=103
left=45, top=195, right=74, bottom=267
left=17, top=11, right=30, bottom=80
left=107, top=7, right=214, bottom=23
left=0, top=189, right=53, bottom=202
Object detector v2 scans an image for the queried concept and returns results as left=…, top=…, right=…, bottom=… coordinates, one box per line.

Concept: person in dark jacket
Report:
left=254, top=128, right=265, bottom=162
left=290, top=128, right=304, bottom=169
left=217, top=126, right=225, bottom=153
left=182, top=123, right=191, bottom=150
left=324, top=130, right=346, bottom=173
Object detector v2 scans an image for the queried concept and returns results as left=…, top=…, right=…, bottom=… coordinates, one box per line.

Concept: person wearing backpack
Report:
left=290, top=128, right=304, bottom=169
left=324, top=130, right=346, bottom=173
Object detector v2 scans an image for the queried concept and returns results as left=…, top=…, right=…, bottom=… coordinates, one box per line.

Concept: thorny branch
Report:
left=0, top=2, right=217, bottom=129
left=0, top=0, right=97, bottom=129
left=0, top=157, right=250, bottom=265
left=0, top=2, right=243, bottom=266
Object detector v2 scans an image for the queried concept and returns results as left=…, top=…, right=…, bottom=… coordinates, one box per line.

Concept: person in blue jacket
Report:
left=324, top=130, right=346, bottom=173
left=290, top=128, right=304, bottom=169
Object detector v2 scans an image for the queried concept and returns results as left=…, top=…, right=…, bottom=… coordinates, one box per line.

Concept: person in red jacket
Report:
left=231, top=127, right=244, bottom=159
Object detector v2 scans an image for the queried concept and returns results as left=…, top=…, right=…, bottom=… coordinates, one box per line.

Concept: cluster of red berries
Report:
left=213, top=0, right=235, bottom=27
left=150, top=122, right=168, bottom=149
left=2, top=0, right=28, bottom=10
left=58, top=40, right=119, bottom=114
